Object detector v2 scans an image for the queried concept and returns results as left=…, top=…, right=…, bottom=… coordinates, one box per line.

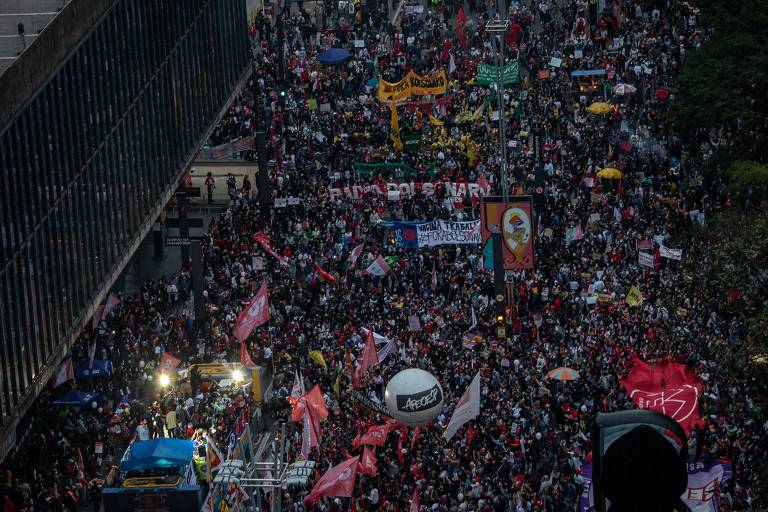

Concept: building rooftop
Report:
left=0, top=0, right=67, bottom=76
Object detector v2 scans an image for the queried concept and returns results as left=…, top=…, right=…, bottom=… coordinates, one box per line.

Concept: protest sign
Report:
left=392, top=220, right=481, bottom=248
left=328, top=181, right=491, bottom=201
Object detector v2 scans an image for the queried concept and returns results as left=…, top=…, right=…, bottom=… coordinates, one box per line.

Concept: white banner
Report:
left=638, top=251, right=655, bottom=268
left=659, top=245, right=683, bottom=260
left=328, top=181, right=491, bottom=201
left=414, top=220, right=481, bottom=247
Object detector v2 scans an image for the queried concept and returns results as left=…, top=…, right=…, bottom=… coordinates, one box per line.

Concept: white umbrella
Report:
left=612, top=83, right=637, bottom=96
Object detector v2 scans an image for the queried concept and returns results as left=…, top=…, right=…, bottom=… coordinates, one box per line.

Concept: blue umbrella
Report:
left=50, top=390, right=101, bottom=407
left=317, top=48, right=351, bottom=65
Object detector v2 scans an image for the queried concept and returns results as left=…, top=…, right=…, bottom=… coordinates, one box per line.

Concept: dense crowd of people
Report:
left=1, top=0, right=767, bottom=511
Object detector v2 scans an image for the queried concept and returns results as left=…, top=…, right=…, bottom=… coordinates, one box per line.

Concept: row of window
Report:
left=0, top=0, right=248, bottom=422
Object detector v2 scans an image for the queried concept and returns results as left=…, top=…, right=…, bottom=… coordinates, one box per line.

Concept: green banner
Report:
left=401, top=134, right=422, bottom=152
left=355, top=161, right=435, bottom=178
left=477, top=62, right=520, bottom=86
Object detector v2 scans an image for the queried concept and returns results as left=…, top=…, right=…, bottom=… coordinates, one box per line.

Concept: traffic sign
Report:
left=165, top=236, right=192, bottom=247
left=174, top=187, right=201, bottom=197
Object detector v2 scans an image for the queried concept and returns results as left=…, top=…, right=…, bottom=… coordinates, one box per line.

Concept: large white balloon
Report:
left=384, top=369, right=444, bottom=427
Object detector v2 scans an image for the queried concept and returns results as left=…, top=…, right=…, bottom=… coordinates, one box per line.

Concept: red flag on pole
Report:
left=314, top=264, right=338, bottom=283
left=409, top=485, right=420, bottom=512
left=159, top=352, right=182, bottom=371
left=348, top=244, right=364, bottom=266
left=303, top=456, right=360, bottom=505
left=357, top=329, right=379, bottom=377
left=241, top=342, right=257, bottom=368
left=232, top=282, right=270, bottom=342
left=359, top=446, right=378, bottom=476
left=252, top=231, right=289, bottom=266
left=410, top=427, right=421, bottom=450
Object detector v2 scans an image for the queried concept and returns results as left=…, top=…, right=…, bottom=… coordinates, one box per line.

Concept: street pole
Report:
left=487, top=17, right=511, bottom=303
left=191, top=240, right=205, bottom=329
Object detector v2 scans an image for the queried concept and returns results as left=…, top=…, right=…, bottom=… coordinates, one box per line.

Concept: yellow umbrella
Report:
left=588, top=102, right=612, bottom=115
left=546, top=367, right=580, bottom=381
left=597, top=167, right=623, bottom=179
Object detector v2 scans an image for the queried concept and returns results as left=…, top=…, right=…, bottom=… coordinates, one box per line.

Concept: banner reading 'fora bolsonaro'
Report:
left=378, top=70, right=448, bottom=101
left=391, top=220, right=481, bottom=248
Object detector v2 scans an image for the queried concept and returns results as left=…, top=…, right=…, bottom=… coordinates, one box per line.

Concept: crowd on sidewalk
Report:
left=1, top=0, right=767, bottom=511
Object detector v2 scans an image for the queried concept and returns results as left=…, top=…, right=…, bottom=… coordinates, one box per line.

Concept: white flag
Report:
left=52, top=358, right=74, bottom=387
left=377, top=338, right=398, bottom=363
left=291, top=370, right=306, bottom=399
left=348, top=244, right=365, bottom=266
left=467, top=306, right=477, bottom=332
left=442, top=372, right=481, bottom=440
left=360, top=327, right=390, bottom=345
left=448, top=53, right=457, bottom=75
left=363, top=255, right=391, bottom=276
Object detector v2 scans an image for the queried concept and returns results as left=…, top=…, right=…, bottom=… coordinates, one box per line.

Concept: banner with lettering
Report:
left=328, top=181, right=491, bottom=201
left=477, top=62, right=520, bottom=86
left=480, top=196, right=535, bottom=270
left=580, top=461, right=732, bottom=511
left=378, top=70, right=448, bottom=101
left=391, top=220, right=481, bottom=248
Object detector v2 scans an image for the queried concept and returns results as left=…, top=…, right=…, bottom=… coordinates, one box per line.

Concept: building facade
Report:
left=0, top=0, right=249, bottom=449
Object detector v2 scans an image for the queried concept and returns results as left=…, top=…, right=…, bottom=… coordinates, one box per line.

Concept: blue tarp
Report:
left=51, top=390, right=101, bottom=407
left=76, top=359, right=113, bottom=378
left=121, top=439, right=195, bottom=472
left=317, top=48, right=350, bottom=65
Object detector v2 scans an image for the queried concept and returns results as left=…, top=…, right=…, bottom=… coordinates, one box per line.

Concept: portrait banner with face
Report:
left=480, top=197, right=535, bottom=270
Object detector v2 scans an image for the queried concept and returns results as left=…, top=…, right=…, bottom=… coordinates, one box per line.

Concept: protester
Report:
left=1, top=0, right=766, bottom=511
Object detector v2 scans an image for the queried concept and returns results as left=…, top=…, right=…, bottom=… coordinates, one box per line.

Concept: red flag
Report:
left=241, top=342, right=257, bottom=368
left=620, top=354, right=704, bottom=432
left=410, top=427, right=421, bottom=450
left=291, top=385, right=330, bottom=423
left=360, top=446, right=378, bottom=476
left=352, top=424, right=390, bottom=447
left=159, top=352, right=182, bottom=371
left=252, top=231, right=289, bottom=266
left=357, top=329, right=379, bottom=377
left=52, top=358, right=74, bottom=387
left=314, top=264, right=338, bottom=284
left=232, top=282, right=270, bottom=341
left=466, top=423, right=478, bottom=445
left=409, top=485, right=420, bottom=512
left=348, top=244, right=364, bottom=266
left=397, top=425, right=408, bottom=464
left=303, top=456, right=359, bottom=505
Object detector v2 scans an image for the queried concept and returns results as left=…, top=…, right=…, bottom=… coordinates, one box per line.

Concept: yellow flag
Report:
left=332, top=372, right=342, bottom=400
left=390, top=100, right=403, bottom=150
left=626, top=286, right=643, bottom=307
left=428, top=114, right=444, bottom=126
left=308, top=350, right=327, bottom=369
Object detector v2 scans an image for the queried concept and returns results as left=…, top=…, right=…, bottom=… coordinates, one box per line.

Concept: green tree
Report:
left=671, top=0, right=768, bottom=197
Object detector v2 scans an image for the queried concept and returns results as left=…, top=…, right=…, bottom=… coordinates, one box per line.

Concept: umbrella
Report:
left=587, top=102, right=612, bottom=115
left=612, top=83, right=637, bottom=96
left=317, top=48, right=351, bottom=65
left=597, top=167, right=623, bottom=179
left=547, top=367, right=580, bottom=381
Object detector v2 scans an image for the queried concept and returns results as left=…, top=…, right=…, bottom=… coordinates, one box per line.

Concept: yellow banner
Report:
left=378, top=70, right=448, bottom=101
